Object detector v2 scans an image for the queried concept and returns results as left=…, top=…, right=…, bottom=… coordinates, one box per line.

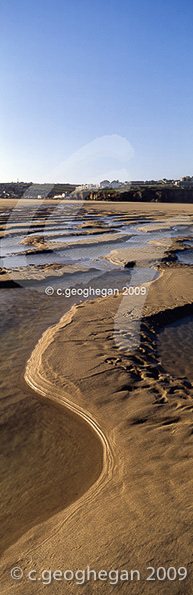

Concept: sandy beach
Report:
left=0, top=200, right=193, bottom=594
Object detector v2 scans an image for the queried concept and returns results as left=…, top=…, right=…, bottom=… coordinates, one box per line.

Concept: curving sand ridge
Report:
left=24, top=305, right=115, bottom=518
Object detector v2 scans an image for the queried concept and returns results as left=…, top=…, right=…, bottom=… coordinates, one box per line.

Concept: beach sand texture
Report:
left=0, top=201, right=193, bottom=594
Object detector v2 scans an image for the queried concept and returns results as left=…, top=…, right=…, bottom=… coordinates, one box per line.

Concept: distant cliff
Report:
left=86, top=185, right=193, bottom=203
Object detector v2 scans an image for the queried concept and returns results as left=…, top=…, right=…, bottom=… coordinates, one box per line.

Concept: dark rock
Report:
left=124, top=260, right=136, bottom=268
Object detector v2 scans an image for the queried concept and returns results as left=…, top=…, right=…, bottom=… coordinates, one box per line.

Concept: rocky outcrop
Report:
left=86, top=186, right=193, bottom=203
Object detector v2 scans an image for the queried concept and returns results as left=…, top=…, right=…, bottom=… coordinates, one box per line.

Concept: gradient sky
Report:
left=0, top=0, right=193, bottom=183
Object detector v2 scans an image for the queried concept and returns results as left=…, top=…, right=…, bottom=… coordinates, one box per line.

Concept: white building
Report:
left=111, top=180, right=121, bottom=189
left=100, top=180, right=111, bottom=188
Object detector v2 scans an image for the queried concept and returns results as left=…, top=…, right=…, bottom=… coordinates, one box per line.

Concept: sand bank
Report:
left=1, top=264, right=193, bottom=595
left=1, top=200, right=193, bottom=594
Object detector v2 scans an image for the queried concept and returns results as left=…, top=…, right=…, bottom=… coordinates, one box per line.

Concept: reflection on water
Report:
left=157, top=316, right=193, bottom=382
left=177, top=249, right=193, bottom=265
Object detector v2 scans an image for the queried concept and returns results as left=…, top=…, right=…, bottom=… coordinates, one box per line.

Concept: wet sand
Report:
left=0, top=394, right=103, bottom=555
left=158, top=315, right=193, bottom=382
left=0, top=200, right=193, bottom=594
left=0, top=289, right=103, bottom=557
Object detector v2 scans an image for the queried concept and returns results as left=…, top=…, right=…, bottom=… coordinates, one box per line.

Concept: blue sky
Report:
left=0, top=0, right=193, bottom=182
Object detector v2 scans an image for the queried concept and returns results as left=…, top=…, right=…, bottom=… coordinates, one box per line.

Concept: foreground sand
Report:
left=1, top=200, right=193, bottom=594
left=1, top=264, right=193, bottom=594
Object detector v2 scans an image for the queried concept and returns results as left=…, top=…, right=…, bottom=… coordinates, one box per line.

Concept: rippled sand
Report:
left=1, top=200, right=193, bottom=594
left=158, top=315, right=193, bottom=382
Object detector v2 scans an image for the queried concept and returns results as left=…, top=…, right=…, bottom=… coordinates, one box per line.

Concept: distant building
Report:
left=111, top=180, right=121, bottom=189
left=157, top=179, right=174, bottom=185
left=53, top=193, right=67, bottom=198
left=130, top=180, right=145, bottom=187
left=179, top=176, right=193, bottom=186
left=144, top=180, right=156, bottom=185
left=100, top=180, right=111, bottom=188
left=77, top=184, right=99, bottom=191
